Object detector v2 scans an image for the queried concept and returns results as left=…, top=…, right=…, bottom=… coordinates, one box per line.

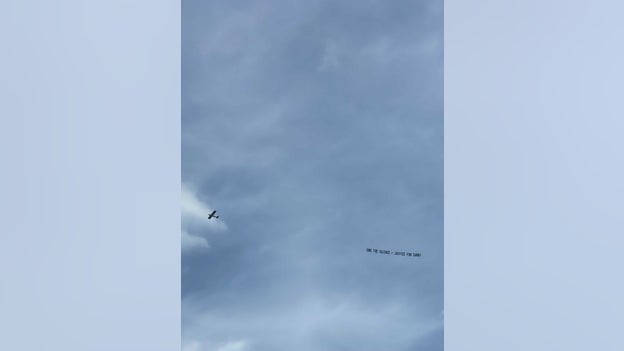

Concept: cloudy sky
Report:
left=182, top=1, right=443, bottom=350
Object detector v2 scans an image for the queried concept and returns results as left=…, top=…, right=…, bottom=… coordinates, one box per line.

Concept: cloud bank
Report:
left=182, top=0, right=443, bottom=350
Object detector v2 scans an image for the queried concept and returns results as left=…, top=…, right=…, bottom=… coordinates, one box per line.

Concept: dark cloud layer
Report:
left=182, top=1, right=443, bottom=350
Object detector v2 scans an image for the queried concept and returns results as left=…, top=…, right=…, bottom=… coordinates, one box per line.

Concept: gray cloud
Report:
left=183, top=0, right=442, bottom=349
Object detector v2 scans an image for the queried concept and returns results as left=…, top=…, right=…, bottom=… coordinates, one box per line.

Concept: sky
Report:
left=182, top=1, right=443, bottom=350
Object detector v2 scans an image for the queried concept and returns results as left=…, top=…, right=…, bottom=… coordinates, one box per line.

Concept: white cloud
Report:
left=182, top=339, right=248, bottom=351
left=182, top=294, right=442, bottom=351
left=183, top=340, right=202, bottom=351
left=182, top=183, right=227, bottom=253
left=182, top=230, right=210, bottom=251
left=216, top=340, right=248, bottom=351
left=182, top=184, right=212, bottom=220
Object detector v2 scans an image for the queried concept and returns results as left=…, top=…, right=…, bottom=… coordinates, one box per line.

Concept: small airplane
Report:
left=207, top=210, right=219, bottom=219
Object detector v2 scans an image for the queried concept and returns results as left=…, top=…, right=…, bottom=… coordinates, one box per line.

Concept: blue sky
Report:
left=182, top=1, right=443, bottom=350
